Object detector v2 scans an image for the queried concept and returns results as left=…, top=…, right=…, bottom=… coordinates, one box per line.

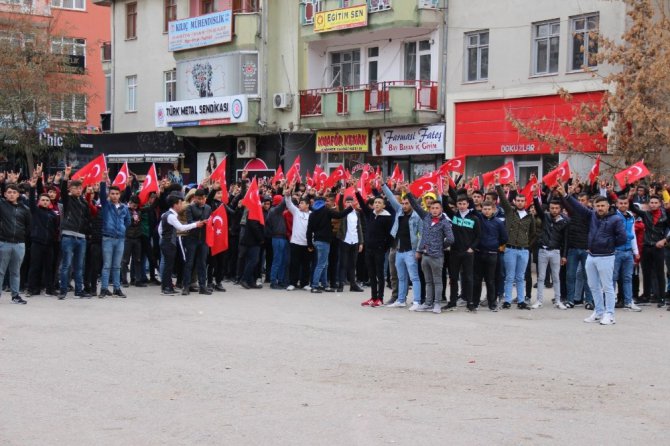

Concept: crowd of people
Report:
left=1, top=160, right=669, bottom=326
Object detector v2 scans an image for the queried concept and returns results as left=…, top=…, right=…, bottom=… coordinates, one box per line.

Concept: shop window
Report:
left=330, top=49, right=360, bottom=88
left=570, top=13, right=599, bottom=71
left=465, top=30, right=488, bottom=82
left=532, top=20, right=560, bottom=75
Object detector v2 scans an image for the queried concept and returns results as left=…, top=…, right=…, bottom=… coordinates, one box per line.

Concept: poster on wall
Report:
left=375, top=124, right=445, bottom=156
left=197, top=151, right=226, bottom=185
left=177, top=52, right=259, bottom=100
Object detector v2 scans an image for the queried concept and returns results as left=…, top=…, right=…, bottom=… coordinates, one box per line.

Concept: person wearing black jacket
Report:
left=473, top=201, right=508, bottom=311
left=26, top=174, right=58, bottom=297
left=58, top=166, right=92, bottom=299
left=0, top=179, right=32, bottom=304
left=564, top=192, right=594, bottom=309
left=532, top=195, right=569, bottom=310
left=121, top=196, right=145, bottom=288
left=239, top=208, right=265, bottom=290
left=182, top=189, right=212, bottom=295
left=356, top=193, right=393, bottom=307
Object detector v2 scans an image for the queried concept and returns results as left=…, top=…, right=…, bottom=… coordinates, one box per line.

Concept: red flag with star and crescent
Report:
left=542, top=160, right=571, bottom=188
left=390, top=163, right=404, bottom=183
left=358, top=164, right=371, bottom=200
left=520, top=176, right=538, bottom=209
left=138, top=163, right=159, bottom=206
left=206, top=203, right=229, bottom=255
left=112, top=162, right=129, bottom=191
left=286, top=155, right=301, bottom=185
left=482, top=161, right=516, bottom=187
left=324, top=165, right=346, bottom=189
left=241, top=177, right=264, bottom=224
left=438, top=156, right=466, bottom=176
left=72, top=154, right=107, bottom=188
left=589, top=155, right=601, bottom=185
left=409, top=171, right=441, bottom=197
left=313, top=165, right=327, bottom=190
left=614, top=160, right=650, bottom=189
left=271, top=165, right=284, bottom=185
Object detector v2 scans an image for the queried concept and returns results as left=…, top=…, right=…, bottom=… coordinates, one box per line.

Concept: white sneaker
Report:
left=600, top=313, right=616, bottom=325
left=583, top=312, right=603, bottom=323
left=286, top=285, right=295, bottom=291
left=387, top=301, right=406, bottom=308
left=415, top=304, right=431, bottom=312
left=432, top=303, right=442, bottom=314
left=408, top=303, right=420, bottom=311
left=624, top=302, right=642, bottom=312
left=531, top=301, right=543, bottom=309
left=302, top=285, right=312, bottom=291
left=555, top=302, right=567, bottom=310
left=256, top=279, right=263, bottom=286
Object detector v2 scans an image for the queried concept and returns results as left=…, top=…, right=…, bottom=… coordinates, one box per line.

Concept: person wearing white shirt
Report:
left=336, top=195, right=364, bottom=293
left=284, top=190, right=312, bottom=291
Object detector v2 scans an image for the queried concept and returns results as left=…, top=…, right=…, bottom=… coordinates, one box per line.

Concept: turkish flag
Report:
left=324, top=165, right=346, bottom=189
left=472, top=176, right=481, bottom=190
left=589, top=155, right=601, bottom=185
left=271, top=165, right=284, bottom=185
left=438, top=156, right=466, bottom=175
left=72, top=154, right=107, bottom=188
left=112, top=162, right=129, bottom=191
left=241, top=177, right=264, bottom=224
left=344, top=168, right=351, bottom=181
left=615, top=160, right=650, bottom=189
left=210, top=155, right=227, bottom=183
left=409, top=171, right=441, bottom=197
left=306, top=171, right=314, bottom=188
left=520, top=177, right=538, bottom=209
left=358, top=164, right=371, bottom=200
left=344, top=186, right=356, bottom=200
left=286, top=155, right=301, bottom=185
left=206, top=204, right=229, bottom=255
left=313, top=165, right=327, bottom=190
left=390, top=163, right=404, bottom=183
left=138, top=163, right=159, bottom=206
left=542, top=160, right=571, bottom=188
left=482, top=162, right=516, bottom=187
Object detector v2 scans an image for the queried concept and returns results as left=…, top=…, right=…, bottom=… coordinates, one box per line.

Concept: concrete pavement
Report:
left=0, top=285, right=668, bottom=445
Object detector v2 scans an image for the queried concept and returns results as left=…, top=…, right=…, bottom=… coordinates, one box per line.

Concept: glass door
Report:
left=517, top=161, right=541, bottom=187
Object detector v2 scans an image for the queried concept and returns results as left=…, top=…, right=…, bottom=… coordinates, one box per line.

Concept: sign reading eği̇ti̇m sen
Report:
left=168, top=8, right=232, bottom=52
left=314, top=5, right=368, bottom=33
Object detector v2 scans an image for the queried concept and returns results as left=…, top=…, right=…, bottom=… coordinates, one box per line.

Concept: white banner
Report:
left=155, top=95, right=248, bottom=128
left=376, top=124, right=445, bottom=156
left=168, top=9, right=232, bottom=52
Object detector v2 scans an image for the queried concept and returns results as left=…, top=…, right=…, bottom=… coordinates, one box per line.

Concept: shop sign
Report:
left=168, top=6, right=233, bottom=52
left=376, top=125, right=445, bottom=156
left=154, top=95, right=248, bottom=128
left=314, top=5, right=368, bottom=33
left=316, top=129, right=369, bottom=153
left=177, top=52, right=258, bottom=99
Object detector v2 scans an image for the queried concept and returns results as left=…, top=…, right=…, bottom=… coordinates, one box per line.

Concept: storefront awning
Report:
left=106, top=153, right=184, bottom=163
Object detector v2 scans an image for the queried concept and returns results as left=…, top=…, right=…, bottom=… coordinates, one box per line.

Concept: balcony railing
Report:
left=299, top=81, right=438, bottom=117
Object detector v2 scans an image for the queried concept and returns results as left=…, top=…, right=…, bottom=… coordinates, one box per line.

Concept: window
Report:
left=330, top=49, right=360, bottom=88
left=201, top=0, right=214, bottom=14
left=51, top=94, right=86, bottom=121
left=570, top=13, right=599, bottom=71
left=51, top=37, right=86, bottom=74
left=164, top=0, right=177, bottom=32
left=532, top=20, right=560, bottom=75
left=300, top=0, right=322, bottom=25
left=51, top=0, right=85, bottom=10
left=367, top=0, right=391, bottom=13
left=465, top=30, right=488, bottom=82
left=126, top=75, right=137, bottom=112
left=126, top=2, right=137, bottom=39
left=2, top=0, right=34, bottom=7
left=104, top=74, right=111, bottom=112
left=404, top=40, right=431, bottom=81
left=164, top=70, right=177, bottom=102
left=367, top=47, right=379, bottom=84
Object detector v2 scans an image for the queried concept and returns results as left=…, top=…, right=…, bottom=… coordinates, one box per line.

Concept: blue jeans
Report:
left=396, top=250, right=421, bottom=304
left=311, top=241, right=330, bottom=288
left=102, top=236, right=125, bottom=291
left=271, top=238, right=289, bottom=285
left=60, top=235, right=87, bottom=294
left=0, top=242, right=26, bottom=296
left=586, top=254, right=616, bottom=316
left=503, top=247, right=529, bottom=303
left=566, top=248, right=593, bottom=304
left=613, top=250, right=634, bottom=306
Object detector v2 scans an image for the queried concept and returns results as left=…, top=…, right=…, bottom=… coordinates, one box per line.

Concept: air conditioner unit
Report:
left=273, top=93, right=293, bottom=110
left=236, top=137, right=257, bottom=159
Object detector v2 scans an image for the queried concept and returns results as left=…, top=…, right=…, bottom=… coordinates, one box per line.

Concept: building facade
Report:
left=445, top=0, right=627, bottom=184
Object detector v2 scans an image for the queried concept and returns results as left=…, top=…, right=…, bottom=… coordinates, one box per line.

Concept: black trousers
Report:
left=338, top=242, right=358, bottom=287
left=328, top=238, right=340, bottom=288
left=122, top=237, right=143, bottom=284
left=27, top=241, right=55, bottom=294
left=289, top=243, right=312, bottom=287
left=141, top=235, right=157, bottom=281
left=365, top=247, right=386, bottom=300
left=208, top=251, right=226, bottom=284
left=642, top=246, right=665, bottom=298
left=183, top=238, right=209, bottom=288
left=84, top=242, right=102, bottom=293
left=473, top=251, right=498, bottom=308
left=226, top=235, right=239, bottom=279
left=449, top=250, right=474, bottom=306
left=161, top=242, right=177, bottom=290
left=236, top=243, right=248, bottom=282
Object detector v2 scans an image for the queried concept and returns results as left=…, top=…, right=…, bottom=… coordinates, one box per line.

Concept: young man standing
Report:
left=336, top=195, right=364, bottom=294
left=473, top=201, right=508, bottom=311
left=495, top=174, right=536, bottom=310
left=182, top=189, right=212, bottom=295
left=99, top=179, right=131, bottom=298
left=558, top=181, right=627, bottom=325
left=614, top=195, right=642, bottom=312
left=0, top=181, right=31, bottom=304
left=27, top=170, right=59, bottom=297
left=284, top=190, right=312, bottom=290
left=266, top=195, right=289, bottom=290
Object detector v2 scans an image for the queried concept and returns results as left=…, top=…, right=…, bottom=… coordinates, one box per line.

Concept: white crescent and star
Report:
left=452, top=159, right=462, bottom=168
left=92, top=164, right=101, bottom=178
left=145, top=172, right=153, bottom=186
left=628, top=166, right=643, bottom=177
left=500, top=167, right=511, bottom=179
left=212, top=216, right=223, bottom=227
left=117, top=171, right=127, bottom=184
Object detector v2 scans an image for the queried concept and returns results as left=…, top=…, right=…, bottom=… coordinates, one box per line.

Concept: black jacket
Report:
left=534, top=199, right=569, bottom=256
left=356, top=193, right=393, bottom=250
left=185, top=202, right=212, bottom=242
left=564, top=196, right=590, bottom=250
left=0, top=198, right=31, bottom=243
left=28, top=187, right=58, bottom=245
left=60, top=179, right=90, bottom=236
left=306, top=201, right=352, bottom=249
left=445, top=207, right=481, bottom=253
left=630, top=205, right=669, bottom=247
left=240, top=219, right=265, bottom=247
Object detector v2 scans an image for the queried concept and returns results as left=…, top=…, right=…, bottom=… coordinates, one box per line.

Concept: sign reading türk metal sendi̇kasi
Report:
left=316, top=130, right=369, bottom=153
left=314, top=5, right=368, bottom=33
left=168, top=5, right=233, bottom=52
left=154, top=95, right=248, bottom=128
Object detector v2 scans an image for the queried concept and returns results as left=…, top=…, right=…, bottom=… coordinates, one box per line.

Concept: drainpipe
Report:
left=260, top=0, right=269, bottom=133
left=111, top=0, right=116, bottom=133
left=439, top=0, right=448, bottom=117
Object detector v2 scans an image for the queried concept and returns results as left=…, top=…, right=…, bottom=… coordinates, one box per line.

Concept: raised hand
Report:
left=64, top=165, right=72, bottom=178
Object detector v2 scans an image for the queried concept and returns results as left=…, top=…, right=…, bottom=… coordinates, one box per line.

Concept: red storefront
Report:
left=454, top=92, right=606, bottom=185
